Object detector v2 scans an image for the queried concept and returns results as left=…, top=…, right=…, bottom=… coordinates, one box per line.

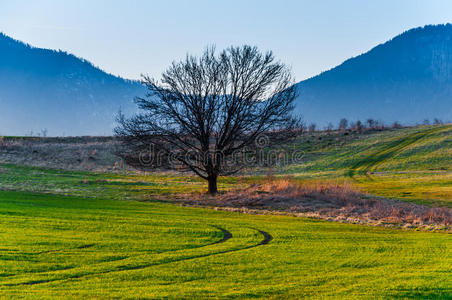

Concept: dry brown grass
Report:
left=0, top=137, right=128, bottom=172
left=182, top=178, right=451, bottom=231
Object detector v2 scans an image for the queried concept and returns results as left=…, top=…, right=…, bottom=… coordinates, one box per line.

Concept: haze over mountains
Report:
left=295, top=24, right=452, bottom=127
left=0, top=33, right=143, bottom=136
left=1, top=24, right=452, bottom=135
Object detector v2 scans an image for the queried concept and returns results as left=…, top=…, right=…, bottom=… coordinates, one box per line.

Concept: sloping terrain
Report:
left=287, top=124, right=452, bottom=206
left=0, top=136, right=122, bottom=171
left=294, top=24, right=452, bottom=126
left=0, top=33, right=144, bottom=136
left=0, top=125, right=451, bottom=297
left=3, top=24, right=452, bottom=136
left=1, top=125, right=451, bottom=206
left=287, top=125, right=452, bottom=174
left=348, top=126, right=448, bottom=176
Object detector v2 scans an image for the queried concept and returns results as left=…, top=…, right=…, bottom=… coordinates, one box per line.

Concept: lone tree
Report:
left=115, top=46, right=299, bottom=194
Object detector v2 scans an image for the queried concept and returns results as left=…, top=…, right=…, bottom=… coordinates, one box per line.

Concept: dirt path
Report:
left=12, top=226, right=272, bottom=286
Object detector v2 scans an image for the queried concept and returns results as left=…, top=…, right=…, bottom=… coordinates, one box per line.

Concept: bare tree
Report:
left=308, top=123, right=316, bottom=133
left=338, top=118, right=348, bottom=131
left=325, top=122, right=333, bottom=133
left=115, top=46, right=299, bottom=194
left=366, top=118, right=375, bottom=130
left=356, top=120, right=363, bottom=133
left=374, top=120, right=385, bottom=130
left=433, top=118, right=443, bottom=125
left=391, top=121, right=402, bottom=129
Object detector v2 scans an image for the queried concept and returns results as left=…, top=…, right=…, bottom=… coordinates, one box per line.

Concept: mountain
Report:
left=0, top=33, right=144, bottom=136
left=3, top=24, right=452, bottom=135
left=294, top=24, right=452, bottom=127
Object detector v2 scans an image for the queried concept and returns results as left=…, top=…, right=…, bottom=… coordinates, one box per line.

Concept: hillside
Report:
left=0, top=123, right=451, bottom=297
left=1, top=124, right=451, bottom=206
left=3, top=24, right=452, bottom=135
left=286, top=125, right=452, bottom=174
left=295, top=24, right=452, bottom=127
left=0, top=33, right=144, bottom=136
left=284, top=124, right=452, bottom=206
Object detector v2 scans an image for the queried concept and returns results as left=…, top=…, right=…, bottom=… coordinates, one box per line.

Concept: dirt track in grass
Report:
left=348, top=126, right=445, bottom=179
left=11, top=225, right=273, bottom=286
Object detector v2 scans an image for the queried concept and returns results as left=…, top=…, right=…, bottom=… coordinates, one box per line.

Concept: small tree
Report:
left=338, top=118, right=348, bottom=131
left=308, top=123, right=317, bottom=133
left=366, top=118, right=375, bottom=130
left=433, top=118, right=443, bottom=125
left=115, top=46, right=299, bottom=194
left=374, top=120, right=385, bottom=130
left=356, top=120, right=363, bottom=133
left=41, top=128, right=48, bottom=137
left=325, top=122, right=333, bottom=133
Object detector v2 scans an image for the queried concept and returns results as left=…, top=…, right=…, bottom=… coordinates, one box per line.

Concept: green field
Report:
left=287, top=125, right=452, bottom=207
left=1, top=191, right=450, bottom=298
left=1, top=125, right=451, bottom=298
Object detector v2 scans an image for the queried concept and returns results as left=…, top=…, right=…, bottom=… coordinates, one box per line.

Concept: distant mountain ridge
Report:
left=2, top=25, right=452, bottom=136
left=0, top=33, right=144, bottom=136
left=294, top=24, right=452, bottom=127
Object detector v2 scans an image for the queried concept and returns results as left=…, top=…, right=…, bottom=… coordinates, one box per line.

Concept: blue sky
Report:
left=1, top=0, right=452, bottom=81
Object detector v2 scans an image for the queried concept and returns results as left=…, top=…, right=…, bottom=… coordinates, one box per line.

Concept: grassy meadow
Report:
left=0, top=124, right=451, bottom=298
left=286, top=125, right=452, bottom=207
left=1, top=191, right=450, bottom=298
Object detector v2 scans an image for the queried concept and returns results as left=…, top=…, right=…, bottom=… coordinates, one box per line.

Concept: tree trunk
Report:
left=207, top=175, right=218, bottom=195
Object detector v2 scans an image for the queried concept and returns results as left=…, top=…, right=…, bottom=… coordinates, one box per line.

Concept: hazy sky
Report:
left=1, top=0, right=452, bottom=81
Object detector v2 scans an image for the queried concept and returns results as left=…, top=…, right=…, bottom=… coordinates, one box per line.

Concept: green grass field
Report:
left=1, top=125, right=452, bottom=298
left=287, top=125, right=452, bottom=207
left=1, top=191, right=450, bottom=298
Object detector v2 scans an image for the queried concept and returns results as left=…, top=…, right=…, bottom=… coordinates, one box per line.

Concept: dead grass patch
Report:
left=180, top=178, right=451, bottom=231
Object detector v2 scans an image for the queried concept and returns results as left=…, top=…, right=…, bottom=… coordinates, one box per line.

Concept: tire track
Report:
left=9, top=226, right=272, bottom=286
left=3, top=225, right=231, bottom=284
left=209, top=225, right=232, bottom=245
left=348, top=126, right=445, bottom=179
left=114, top=227, right=272, bottom=271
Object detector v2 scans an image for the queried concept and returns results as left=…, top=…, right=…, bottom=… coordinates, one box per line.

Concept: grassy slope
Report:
left=1, top=125, right=451, bottom=207
left=1, top=125, right=452, bottom=298
left=287, top=125, right=452, bottom=173
left=285, top=125, right=452, bottom=206
left=0, top=191, right=450, bottom=298
left=2, top=124, right=451, bottom=206
left=0, top=163, right=247, bottom=200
